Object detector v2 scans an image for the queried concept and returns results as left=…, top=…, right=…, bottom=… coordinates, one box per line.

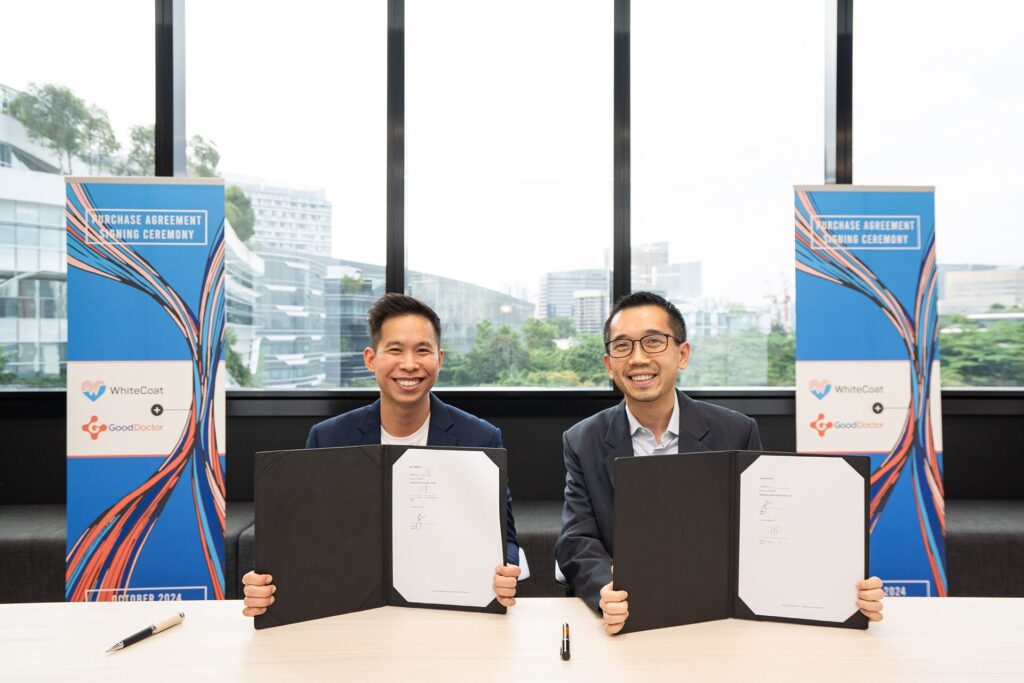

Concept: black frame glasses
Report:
left=604, top=333, right=681, bottom=358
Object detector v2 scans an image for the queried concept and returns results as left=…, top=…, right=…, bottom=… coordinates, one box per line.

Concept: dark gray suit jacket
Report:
left=554, top=390, right=763, bottom=611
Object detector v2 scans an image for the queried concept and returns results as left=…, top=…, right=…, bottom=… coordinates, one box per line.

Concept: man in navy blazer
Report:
left=306, top=392, right=519, bottom=566
left=243, top=294, right=521, bottom=617
left=554, top=291, right=886, bottom=634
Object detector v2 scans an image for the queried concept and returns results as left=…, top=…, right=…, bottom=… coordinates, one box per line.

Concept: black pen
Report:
left=106, top=611, right=185, bottom=652
left=561, top=622, right=571, bottom=661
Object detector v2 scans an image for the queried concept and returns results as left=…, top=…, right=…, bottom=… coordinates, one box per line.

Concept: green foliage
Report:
left=224, top=328, right=254, bottom=388
left=682, top=327, right=794, bottom=387
left=8, top=83, right=119, bottom=174
left=225, top=185, right=255, bottom=243
left=187, top=135, right=220, bottom=177
left=0, top=348, right=18, bottom=385
left=340, top=275, right=367, bottom=295
left=122, top=124, right=154, bottom=175
left=939, top=316, right=1024, bottom=387
left=437, top=321, right=608, bottom=387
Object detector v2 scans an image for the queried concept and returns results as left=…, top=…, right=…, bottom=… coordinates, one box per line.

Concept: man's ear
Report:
left=437, top=348, right=445, bottom=370
left=677, top=341, right=690, bottom=371
left=364, top=346, right=376, bottom=372
left=603, top=354, right=614, bottom=378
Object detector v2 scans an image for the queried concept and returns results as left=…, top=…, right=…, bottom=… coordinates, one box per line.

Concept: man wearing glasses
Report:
left=554, top=291, right=885, bottom=634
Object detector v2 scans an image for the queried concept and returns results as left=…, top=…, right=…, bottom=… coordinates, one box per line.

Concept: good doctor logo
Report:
left=82, top=415, right=107, bottom=440
left=809, top=413, right=833, bottom=437
left=80, top=415, right=163, bottom=441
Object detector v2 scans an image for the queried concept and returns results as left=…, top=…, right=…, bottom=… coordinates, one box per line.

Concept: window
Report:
left=854, top=1, right=1024, bottom=387
left=405, top=0, right=614, bottom=388
left=187, top=1, right=386, bottom=389
left=0, top=1, right=153, bottom=389
left=632, top=0, right=823, bottom=387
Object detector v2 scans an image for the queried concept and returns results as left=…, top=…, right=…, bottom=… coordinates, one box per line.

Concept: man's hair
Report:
left=603, top=291, right=687, bottom=344
left=367, top=293, right=442, bottom=348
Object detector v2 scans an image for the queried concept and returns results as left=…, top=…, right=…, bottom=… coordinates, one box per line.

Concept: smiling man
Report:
left=242, top=293, right=521, bottom=617
left=554, top=291, right=885, bottom=634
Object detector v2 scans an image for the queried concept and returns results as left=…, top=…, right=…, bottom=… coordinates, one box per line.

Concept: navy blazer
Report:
left=554, top=389, right=763, bottom=611
left=307, top=393, right=520, bottom=565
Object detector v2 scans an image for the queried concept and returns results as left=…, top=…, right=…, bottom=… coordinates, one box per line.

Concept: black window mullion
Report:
left=612, top=0, right=631, bottom=303
left=386, top=0, right=405, bottom=293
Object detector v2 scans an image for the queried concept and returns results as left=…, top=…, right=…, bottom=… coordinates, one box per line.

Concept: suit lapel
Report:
left=676, top=389, right=711, bottom=452
left=357, top=399, right=383, bottom=444
left=426, top=394, right=459, bottom=446
left=603, top=401, right=635, bottom=483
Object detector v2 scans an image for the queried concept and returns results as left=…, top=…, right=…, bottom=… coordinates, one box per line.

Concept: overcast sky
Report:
left=2, top=1, right=1021, bottom=307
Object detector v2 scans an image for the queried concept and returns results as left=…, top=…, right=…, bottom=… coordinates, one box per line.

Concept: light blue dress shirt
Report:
left=624, top=394, right=680, bottom=456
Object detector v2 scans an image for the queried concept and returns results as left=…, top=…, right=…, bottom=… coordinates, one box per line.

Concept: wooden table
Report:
left=2, top=597, right=1022, bottom=681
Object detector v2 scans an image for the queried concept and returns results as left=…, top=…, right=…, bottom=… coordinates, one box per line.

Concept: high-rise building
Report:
left=632, top=241, right=669, bottom=291
left=256, top=252, right=327, bottom=388
left=939, top=266, right=1024, bottom=314
left=229, top=178, right=333, bottom=257
left=572, top=289, right=607, bottom=334
left=323, top=261, right=384, bottom=386
left=651, top=261, right=701, bottom=301
left=538, top=269, right=610, bottom=322
left=224, top=222, right=264, bottom=387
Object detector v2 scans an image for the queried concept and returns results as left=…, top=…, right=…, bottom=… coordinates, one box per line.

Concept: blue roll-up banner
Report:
left=795, top=185, right=944, bottom=598
left=65, top=177, right=226, bottom=602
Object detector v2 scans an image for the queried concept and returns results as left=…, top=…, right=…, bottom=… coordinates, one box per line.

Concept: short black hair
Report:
left=367, top=293, right=442, bottom=348
left=603, top=291, right=687, bottom=344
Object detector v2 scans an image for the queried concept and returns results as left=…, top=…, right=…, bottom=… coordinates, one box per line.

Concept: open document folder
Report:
left=613, top=451, right=869, bottom=634
left=253, top=445, right=508, bottom=629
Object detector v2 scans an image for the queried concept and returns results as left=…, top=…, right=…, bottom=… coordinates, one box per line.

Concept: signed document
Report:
left=254, top=445, right=507, bottom=629
left=392, top=449, right=501, bottom=608
left=737, top=455, right=865, bottom=623
left=613, top=450, right=869, bottom=634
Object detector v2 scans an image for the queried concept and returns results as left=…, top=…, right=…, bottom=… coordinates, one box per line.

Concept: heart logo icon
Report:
left=81, top=380, right=107, bottom=402
left=808, top=379, right=831, bottom=400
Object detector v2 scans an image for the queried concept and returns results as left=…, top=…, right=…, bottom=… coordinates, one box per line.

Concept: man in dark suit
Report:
left=554, top=291, right=885, bottom=634
left=243, top=294, right=521, bottom=617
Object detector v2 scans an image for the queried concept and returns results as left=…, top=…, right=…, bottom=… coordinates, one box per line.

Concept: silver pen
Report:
left=106, top=611, right=185, bottom=652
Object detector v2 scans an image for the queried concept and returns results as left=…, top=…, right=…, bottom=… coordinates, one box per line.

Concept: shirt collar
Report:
left=624, top=393, right=680, bottom=440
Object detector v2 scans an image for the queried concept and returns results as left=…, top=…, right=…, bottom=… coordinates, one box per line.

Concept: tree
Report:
left=0, top=348, right=18, bottom=385
left=520, top=317, right=557, bottom=352
left=225, top=185, right=255, bottom=242
left=122, top=124, right=154, bottom=175
left=79, top=105, right=120, bottom=172
left=187, top=134, right=220, bottom=177
left=8, top=83, right=92, bottom=173
left=558, top=334, right=608, bottom=386
left=224, top=328, right=254, bottom=387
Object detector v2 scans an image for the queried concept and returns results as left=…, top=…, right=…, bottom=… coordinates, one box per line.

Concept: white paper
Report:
left=737, top=455, right=864, bottom=623
left=391, top=449, right=500, bottom=607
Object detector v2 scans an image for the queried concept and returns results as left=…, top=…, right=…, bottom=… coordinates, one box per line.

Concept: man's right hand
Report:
left=599, top=579, right=629, bottom=635
left=241, top=571, right=275, bottom=617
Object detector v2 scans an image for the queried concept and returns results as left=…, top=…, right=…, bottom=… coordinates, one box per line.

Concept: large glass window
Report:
left=855, top=1, right=1024, bottom=387
left=631, top=0, right=823, bottom=388
left=187, top=1, right=387, bottom=389
left=405, top=0, right=613, bottom=388
left=0, top=1, right=154, bottom=389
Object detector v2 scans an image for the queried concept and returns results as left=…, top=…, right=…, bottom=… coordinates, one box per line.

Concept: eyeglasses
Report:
left=604, top=333, right=680, bottom=358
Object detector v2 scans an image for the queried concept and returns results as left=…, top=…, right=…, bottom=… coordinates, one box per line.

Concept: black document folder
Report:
left=613, top=450, right=870, bottom=634
left=253, top=445, right=508, bottom=629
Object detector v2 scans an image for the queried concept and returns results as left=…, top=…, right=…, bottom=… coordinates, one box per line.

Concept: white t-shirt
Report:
left=380, top=414, right=430, bottom=446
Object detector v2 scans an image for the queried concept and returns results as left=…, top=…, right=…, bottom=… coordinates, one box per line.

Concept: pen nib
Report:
left=106, top=643, right=123, bottom=653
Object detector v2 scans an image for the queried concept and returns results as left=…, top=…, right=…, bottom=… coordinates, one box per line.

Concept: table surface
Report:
left=2, top=597, right=1022, bottom=682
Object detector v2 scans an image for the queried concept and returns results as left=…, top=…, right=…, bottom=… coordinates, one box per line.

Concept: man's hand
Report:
left=494, top=564, right=522, bottom=607
left=599, top=580, right=629, bottom=635
left=242, top=571, right=275, bottom=617
left=857, top=576, right=884, bottom=622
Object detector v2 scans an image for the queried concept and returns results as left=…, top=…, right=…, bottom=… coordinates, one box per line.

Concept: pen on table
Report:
left=561, top=622, right=571, bottom=661
left=106, top=611, right=185, bottom=653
